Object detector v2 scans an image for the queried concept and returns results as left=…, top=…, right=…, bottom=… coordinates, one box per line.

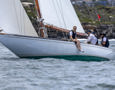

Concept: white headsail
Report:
left=0, top=0, right=38, bottom=37
left=38, top=0, right=85, bottom=33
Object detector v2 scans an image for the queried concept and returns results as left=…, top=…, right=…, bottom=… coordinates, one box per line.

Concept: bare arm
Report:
left=70, top=35, right=74, bottom=41
left=70, top=35, right=77, bottom=42
left=102, top=41, right=106, bottom=45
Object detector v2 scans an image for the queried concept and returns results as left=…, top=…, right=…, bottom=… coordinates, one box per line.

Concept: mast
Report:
left=34, top=0, right=45, bottom=37
left=34, top=0, right=42, bottom=18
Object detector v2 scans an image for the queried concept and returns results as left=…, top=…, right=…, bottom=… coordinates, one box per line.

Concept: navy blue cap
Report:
left=87, top=30, right=91, bottom=33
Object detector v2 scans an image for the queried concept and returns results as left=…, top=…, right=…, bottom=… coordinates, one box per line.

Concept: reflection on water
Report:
left=0, top=41, right=115, bottom=90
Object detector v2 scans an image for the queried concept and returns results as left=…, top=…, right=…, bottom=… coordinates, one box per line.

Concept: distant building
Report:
left=96, top=0, right=108, bottom=6
left=71, top=0, right=94, bottom=7
left=71, top=0, right=115, bottom=6
left=107, top=0, right=115, bottom=6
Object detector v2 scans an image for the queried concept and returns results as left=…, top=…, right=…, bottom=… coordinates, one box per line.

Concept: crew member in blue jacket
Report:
left=100, top=33, right=109, bottom=48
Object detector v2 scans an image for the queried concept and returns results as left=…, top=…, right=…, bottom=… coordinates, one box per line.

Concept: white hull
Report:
left=0, top=34, right=114, bottom=60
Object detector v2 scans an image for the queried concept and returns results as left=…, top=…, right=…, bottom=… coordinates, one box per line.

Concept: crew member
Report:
left=87, top=30, right=98, bottom=45
left=100, top=33, right=109, bottom=48
left=39, top=18, right=48, bottom=38
left=70, top=26, right=81, bottom=51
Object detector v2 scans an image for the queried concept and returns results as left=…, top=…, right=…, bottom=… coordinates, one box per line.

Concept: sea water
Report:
left=0, top=41, right=115, bottom=90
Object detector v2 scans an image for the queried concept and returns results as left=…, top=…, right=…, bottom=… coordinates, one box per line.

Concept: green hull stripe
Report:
left=22, top=55, right=109, bottom=61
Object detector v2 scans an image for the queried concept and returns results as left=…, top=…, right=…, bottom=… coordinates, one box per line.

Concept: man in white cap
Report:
left=38, top=18, right=48, bottom=38
left=87, top=30, right=98, bottom=45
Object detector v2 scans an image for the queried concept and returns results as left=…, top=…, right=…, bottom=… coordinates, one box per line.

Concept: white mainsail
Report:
left=38, top=0, right=85, bottom=33
left=0, top=0, right=38, bottom=37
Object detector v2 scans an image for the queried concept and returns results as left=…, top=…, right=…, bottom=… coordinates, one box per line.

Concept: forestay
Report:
left=38, top=0, right=85, bottom=33
left=0, top=0, right=38, bottom=37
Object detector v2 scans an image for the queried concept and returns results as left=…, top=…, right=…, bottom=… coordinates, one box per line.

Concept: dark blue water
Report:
left=0, top=42, right=115, bottom=90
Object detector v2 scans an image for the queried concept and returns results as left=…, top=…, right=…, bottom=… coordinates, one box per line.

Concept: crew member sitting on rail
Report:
left=70, top=26, right=81, bottom=51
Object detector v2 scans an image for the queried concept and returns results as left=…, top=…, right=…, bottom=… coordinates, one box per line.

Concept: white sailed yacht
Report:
left=0, top=0, right=114, bottom=61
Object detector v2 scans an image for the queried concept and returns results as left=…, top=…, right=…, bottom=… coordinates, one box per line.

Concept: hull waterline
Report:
left=0, top=34, right=114, bottom=61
